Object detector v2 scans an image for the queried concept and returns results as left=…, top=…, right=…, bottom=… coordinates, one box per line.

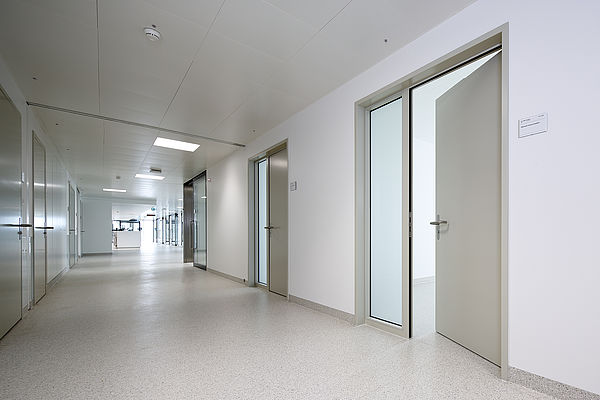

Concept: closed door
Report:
left=0, top=87, right=23, bottom=338
left=267, top=148, right=288, bottom=297
left=68, top=186, right=75, bottom=267
left=434, top=53, right=501, bottom=365
left=33, top=135, right=48, bottom=303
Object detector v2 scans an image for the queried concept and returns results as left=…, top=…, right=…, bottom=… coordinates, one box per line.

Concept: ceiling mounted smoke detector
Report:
left=144, top=26, right=161, bottom=42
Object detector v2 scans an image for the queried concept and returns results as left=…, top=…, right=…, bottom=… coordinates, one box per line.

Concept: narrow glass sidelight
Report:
left=256, top=159, right=268, bottom=285
left=369, top=96, right=403, bottom=326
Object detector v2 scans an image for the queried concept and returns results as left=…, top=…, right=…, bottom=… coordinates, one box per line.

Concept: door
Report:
left=266, top=148, right=288, bottom=297
left=434, top=53, right=501, bottom=365
left=193, top=173, right=207, bottom=268
left=183, top=181, right=194, bottom=262
left=0, top=87, right=24, bottom=338
left=33, top=135, right=50, bottom=303
left=68, top=185, right=76, bottom=267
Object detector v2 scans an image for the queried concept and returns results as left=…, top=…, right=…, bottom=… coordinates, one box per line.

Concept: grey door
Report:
left=68, top=185, right=76, bottom=267
left=434, top=53, right=501, bottom=365
left=0, top=87, right=23, bottom=338
left=33, top=135, right=48, bottom=303
left=267, top=148, right=288, bottom=297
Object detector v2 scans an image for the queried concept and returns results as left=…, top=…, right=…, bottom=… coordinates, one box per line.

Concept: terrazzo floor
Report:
left=0, top=246, right=554, bottom=399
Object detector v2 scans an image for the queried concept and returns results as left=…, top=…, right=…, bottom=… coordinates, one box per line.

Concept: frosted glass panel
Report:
left=370, top=97, right=403, bottom=326
left=257, top=160, right=268, bottom=285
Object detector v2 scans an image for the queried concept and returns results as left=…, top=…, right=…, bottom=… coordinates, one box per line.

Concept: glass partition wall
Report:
left=192, top=172, right=207, bottom=269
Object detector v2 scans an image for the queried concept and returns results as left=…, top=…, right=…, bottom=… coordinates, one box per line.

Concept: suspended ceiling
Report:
left=0, top=0, right=475, bottom=211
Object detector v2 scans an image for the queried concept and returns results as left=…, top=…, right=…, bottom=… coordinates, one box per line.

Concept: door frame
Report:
left=32, top=132, right=47, bottom=303
left=355, top=25, right=509, bottom=378
left=247, top=140, right=288, bottom=292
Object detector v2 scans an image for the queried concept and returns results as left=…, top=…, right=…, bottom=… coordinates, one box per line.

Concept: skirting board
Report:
left=509, top=367, right=600, bottom=400
left=47, top=267, right=68, bottom=290
left=206, top=267, right=245, bottom=285
left=289, top=295, right=355, bottom=324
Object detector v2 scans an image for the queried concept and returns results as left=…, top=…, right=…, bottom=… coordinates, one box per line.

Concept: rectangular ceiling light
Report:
left=103, top=188, right=126, bottom=193
left=135, top=173, right=165, bottom=180
left=153, top=137, right=200, bottom=152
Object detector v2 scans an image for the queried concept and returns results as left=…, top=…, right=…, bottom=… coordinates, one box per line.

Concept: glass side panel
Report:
left=193, top=174, right=207, bottom=266
left=370, top=96, right=403, bottom=326
left=257, top=159, right=268, bottom=285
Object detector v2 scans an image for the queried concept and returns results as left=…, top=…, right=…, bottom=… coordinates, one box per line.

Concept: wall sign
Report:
left=519, top=112, right=548, bottom=138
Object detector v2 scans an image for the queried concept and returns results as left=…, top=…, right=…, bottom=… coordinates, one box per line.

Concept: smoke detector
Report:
left=144, top=26, right=161, bottom=42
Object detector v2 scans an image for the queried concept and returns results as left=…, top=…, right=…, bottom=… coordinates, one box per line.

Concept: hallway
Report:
left=0, top=247, right=550, bottom=400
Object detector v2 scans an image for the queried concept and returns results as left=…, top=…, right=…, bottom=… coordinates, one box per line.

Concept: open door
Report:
left=434, top=53, right=501, bottom=365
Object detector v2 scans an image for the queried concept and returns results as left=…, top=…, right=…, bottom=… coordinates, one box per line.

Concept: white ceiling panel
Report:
left=263, top=0, right=351, bottom=29
left=140, top=0, right=224, bottom=27
left=162, top=31, right=284, bottom=133
left=98, top=0, right=208, bottom=123
left=0, top=0, right=99, bottom=112
left=211, top=86, right=308, bottom=144
left=211, top=0, right=317, bottom=61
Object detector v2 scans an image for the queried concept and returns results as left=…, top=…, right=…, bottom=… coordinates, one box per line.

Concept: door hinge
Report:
left=409, top=212, right=413, bottom=238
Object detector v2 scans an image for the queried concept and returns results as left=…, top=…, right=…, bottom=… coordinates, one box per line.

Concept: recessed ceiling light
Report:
left=135, top=173, right=165, bottom=180
left=103, top=188, right=126, bottom=193
left=153, top=137, right=200, bottom=152
left=144, top=26, right=161, bottom=41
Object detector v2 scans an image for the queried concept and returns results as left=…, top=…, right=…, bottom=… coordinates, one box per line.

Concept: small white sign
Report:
left=290, top=181, right=297, bottom=191
left=519, top=112, right=548, bottom=138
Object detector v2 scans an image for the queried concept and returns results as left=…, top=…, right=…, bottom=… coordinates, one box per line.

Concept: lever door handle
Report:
left=429, top=220, right=448, bottom=226
left=3, top=223, right=33, bottom=227
left=264, top=226, right=275, bottom=230
left=35, top=226, right=54, bottom=230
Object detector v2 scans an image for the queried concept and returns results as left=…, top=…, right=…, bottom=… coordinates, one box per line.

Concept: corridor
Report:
left=0, top=247, right=551, bottom=400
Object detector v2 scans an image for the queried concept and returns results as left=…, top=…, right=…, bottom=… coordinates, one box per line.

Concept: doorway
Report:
left=191, top=172, right=207, bottom=269
left=33, top=133, right=51, bottom=303
left=252, top=144, right=288, bottom=297
left=68, top=185, right=76, bottom=267
left=356, top=29, right=507, bottom=371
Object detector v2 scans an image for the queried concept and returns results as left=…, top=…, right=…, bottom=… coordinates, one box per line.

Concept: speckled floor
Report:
left=0, top=246, right=554, bottom=399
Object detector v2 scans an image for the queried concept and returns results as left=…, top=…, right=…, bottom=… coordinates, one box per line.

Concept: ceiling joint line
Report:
left=26, top=102, right=246, bottom=148
left=285, top=0, right=355, bottom=63
left=158, top=0, right=228, bottom=127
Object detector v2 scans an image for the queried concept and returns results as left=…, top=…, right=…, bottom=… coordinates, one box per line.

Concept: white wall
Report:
left=206, top=0, right=600, bottom=394
left=81, top=198, right=112, bottom=254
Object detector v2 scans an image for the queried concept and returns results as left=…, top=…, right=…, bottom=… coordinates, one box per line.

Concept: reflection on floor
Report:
left=0, top=247, right=551, bottom=399
left=412, top=277, right=435, bottom=338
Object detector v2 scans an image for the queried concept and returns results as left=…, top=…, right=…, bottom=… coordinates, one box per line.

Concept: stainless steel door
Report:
left=33, top=135, right=48, bottom=303
left=435, top=53, right=501, bottom=365
left=267, top=148, right=288, bottom=297
left=0, top=87, right=23, bottom=338
left=68, top=185, right=75, bottom=267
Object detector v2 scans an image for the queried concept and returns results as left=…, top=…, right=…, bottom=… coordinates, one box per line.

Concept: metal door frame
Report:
left=355, top=25, right=509, bottom=377
left=247, top=141, right=287, bottom=292
left=32, top=133, right=48, bottom=303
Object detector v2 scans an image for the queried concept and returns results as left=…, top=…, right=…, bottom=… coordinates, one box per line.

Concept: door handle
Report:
left=3, top=223, right=33, bottom=227
left=264, top=226, right=275, bottom=230
left=430, top=215, right=447, bottom=240
left=35, top=226, right=54, bottom=230
left=429, top=220, right=448, bottom=226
